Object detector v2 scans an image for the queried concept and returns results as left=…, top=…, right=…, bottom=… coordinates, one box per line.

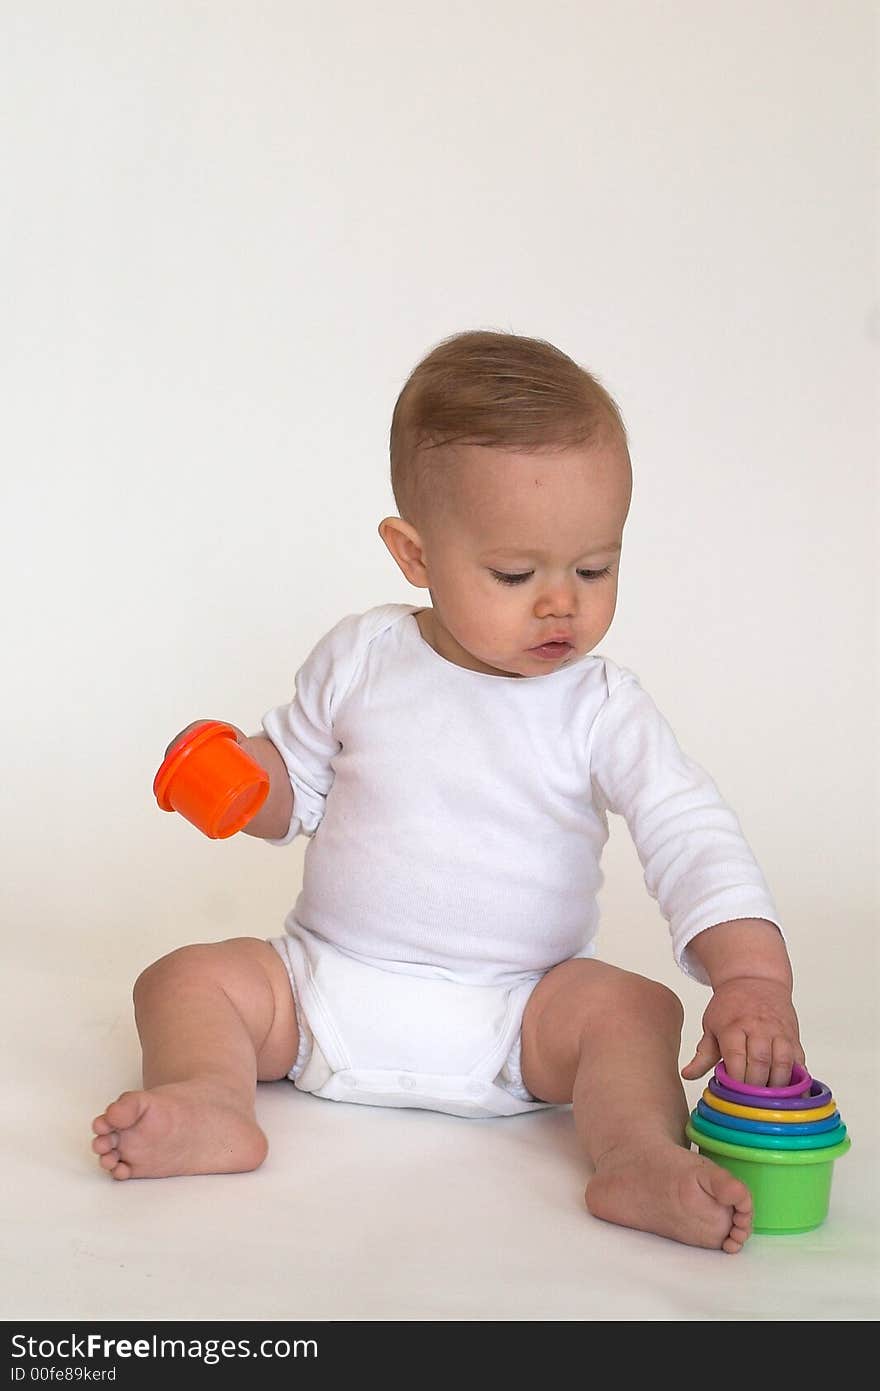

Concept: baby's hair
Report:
left=389, top=329, right=629, bottom=525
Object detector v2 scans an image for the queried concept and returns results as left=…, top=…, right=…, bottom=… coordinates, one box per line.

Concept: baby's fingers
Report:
left=742, top=1035, right=775, bottom=1088
left=712, top=1027, right=748, bottom=1084
left=734, top=1036, right=803, bottom=1089
left=680, top=1030, right=721, bottom=1081
left=767, top=1037, right=806, bottom=1089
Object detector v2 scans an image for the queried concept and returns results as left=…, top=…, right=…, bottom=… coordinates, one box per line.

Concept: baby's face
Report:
left=414, top=439, right=631, bottom=678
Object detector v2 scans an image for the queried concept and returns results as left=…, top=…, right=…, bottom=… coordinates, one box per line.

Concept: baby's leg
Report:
left=520, top=959, right=753, bottom=1253
left=91, top=938, right=299, bottom=1180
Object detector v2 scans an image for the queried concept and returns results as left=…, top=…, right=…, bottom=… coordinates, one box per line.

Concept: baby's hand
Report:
left=680, top=976, right=805, bottom=1089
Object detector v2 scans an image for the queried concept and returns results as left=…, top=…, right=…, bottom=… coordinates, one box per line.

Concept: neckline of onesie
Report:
left=404, top=608, right=598, bottom=688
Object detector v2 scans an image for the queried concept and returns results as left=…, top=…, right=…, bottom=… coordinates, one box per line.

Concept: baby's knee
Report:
left=580, top=968, right=684, bottom=1039
left=629, top=977, right=685, bottom=1035
left=132, top=941, right=235, bottom=1005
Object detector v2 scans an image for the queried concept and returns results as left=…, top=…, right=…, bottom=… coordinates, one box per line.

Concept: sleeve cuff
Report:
left=675, top=911, right=787, bottom=987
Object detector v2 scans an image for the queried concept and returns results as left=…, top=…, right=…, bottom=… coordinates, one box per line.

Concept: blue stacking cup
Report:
left=695, top=1098, right=841, bottom=1136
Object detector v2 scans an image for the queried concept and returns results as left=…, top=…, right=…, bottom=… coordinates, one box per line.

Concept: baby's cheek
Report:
left=594, top=589, right=619, bottom=630
left=483, top=606, right=517, bottom=645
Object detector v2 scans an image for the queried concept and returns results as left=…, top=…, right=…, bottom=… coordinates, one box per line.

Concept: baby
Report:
left=92, top=330, right=804, bottom=1253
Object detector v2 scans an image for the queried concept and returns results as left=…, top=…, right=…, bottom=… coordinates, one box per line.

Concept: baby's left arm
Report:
left=680, top=918, right=805, bottom=1089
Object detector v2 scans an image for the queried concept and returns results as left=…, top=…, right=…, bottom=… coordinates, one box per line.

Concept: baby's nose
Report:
left=534, top=580, right=577, bottom=618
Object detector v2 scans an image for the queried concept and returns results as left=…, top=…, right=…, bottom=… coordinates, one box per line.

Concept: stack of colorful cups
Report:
left=685, top=1062, right=851, bottom=1234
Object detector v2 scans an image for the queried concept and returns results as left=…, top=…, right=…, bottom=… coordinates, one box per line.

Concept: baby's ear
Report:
left=377, top=517, right=430, bottom=588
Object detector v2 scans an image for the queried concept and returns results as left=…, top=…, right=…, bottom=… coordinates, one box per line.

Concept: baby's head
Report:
left=379, top=330, right=632, bottom=679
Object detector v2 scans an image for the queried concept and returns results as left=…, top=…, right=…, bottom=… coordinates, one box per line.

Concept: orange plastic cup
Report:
left=153, top=720, right=270, bottom=839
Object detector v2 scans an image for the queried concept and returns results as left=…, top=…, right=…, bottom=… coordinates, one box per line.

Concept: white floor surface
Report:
left=2, top=958, right=878, bottom=1324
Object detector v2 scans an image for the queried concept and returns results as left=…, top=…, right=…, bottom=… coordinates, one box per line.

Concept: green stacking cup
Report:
left=686, top=1119, right=852, bottom=1234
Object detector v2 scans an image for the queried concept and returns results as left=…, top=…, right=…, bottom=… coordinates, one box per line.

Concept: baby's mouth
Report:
left=529, top=640, right=573, bottom=659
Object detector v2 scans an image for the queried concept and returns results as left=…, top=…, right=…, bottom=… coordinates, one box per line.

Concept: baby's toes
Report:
left=104, top=1090, right=148, bottom=1132
left=731, top=1205, right=753, bottom=1234
left=700, top=1161, right=753, bottom=1216
left=722, top=1223, right=750, bottom=1254
left=97, top=1148, right=133, bottom=1180
left=92, top=1132, right=119, bottom=1156
left=91, top=1112, right=115, bottom=1136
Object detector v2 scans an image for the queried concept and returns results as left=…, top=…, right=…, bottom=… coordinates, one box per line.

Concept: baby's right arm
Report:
left=163, top=722, right=293, bottom=841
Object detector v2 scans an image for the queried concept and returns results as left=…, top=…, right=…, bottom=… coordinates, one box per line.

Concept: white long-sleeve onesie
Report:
left=262, top=604, right=781, bottom=992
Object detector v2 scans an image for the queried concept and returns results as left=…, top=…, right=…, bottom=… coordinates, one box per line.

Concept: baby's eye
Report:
left=576, top=567, right=612, bottom=582
left=489, top=570, right=533, bottom=585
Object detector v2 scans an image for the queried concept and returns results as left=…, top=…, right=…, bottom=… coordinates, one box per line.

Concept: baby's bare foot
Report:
left=91, top=1081, right=268, bottom=1180
left=586, top=1142, right=753, bottom=1253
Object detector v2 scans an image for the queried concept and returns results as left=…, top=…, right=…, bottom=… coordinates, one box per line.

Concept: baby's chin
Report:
left=455, top=649, right=527, bottom=678
left=478, top=649, right=581, bottom=679
left=439, top=623, right=583, bottom=678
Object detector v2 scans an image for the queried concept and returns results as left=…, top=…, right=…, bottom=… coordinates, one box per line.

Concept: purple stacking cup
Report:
left=714, top=1060, right=811, bottom=1098
left=708, top=1075, right=832, bottom=1111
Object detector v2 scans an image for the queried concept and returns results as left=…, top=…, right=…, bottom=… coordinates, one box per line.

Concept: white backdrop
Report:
left=3, top=1, right=876, bottom=1072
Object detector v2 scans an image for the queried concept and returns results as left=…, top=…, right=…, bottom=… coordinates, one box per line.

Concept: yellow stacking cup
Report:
left=701, top=1088, right=837, bottom=1125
